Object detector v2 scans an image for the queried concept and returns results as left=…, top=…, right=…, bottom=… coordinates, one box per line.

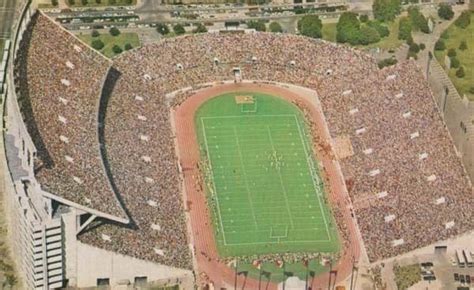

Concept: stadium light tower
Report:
left=327, top=258, right=333, bottom=290
left=349, top=256, right=358, bottom=290
left=234, top=258, right=238, bottom=290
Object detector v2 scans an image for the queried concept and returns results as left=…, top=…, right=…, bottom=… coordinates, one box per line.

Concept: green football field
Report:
left=195, top=92, right=339, bottom=258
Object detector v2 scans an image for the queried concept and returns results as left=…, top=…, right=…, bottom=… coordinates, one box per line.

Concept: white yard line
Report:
left=201, top=117, right=228, bottom=245
left=233, top=127, right=259, bottom=229
left=201, top=114, right=294, bottom=120
left=293, top=115, right=331, bottom=241
left=203, top=114, right=332, bottom=247
left=266, top=126, right=295, bottom=229
left=225, top=238, right=329, bottom=246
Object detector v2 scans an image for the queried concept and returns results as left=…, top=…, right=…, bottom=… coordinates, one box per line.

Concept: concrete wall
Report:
left=429, top=59, right=474, bottom=183
left=75, top=243, right=194, bottom=289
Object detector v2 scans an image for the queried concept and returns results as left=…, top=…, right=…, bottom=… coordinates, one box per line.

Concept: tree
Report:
left=373, top=0, right=401, bottom=21
left=125, top=0, right=133, bottom=4
left=95, top=0, right=101, bottom=3
left=51, top=0, right=58, bottom=6
left=469, top=86, right=474, bottom=94
left=109, top=27, right=120, bottom=36
left=408, top=6, right=429, bottom=33
left=298, top=15, right=323, bottom=39
left=359, top=14, right=369, bottom=23
left=173, top=24, right=186, bottom=35
left=247, top=20, right=266, bottom=32
left=294, top=6, right=306, bottom=14
left=409, top=42, right=420, bottom=53
left=193, top=23, right=208, bottom=33
left=81, top=0, right=87, bottom=5
left=5, top=274, right=17, bottom=287
left=450, top=57, right=460, bottom=68
left=454, top=11, right=471, bottom=29
left=269, top=21, right=283, bottom=33
left=91, top=39, right=104, bottom=50
left=91, top=30, right=100, bottom=37
left=440, top=30, right=449, bottom=39
left=108, top=0, right=116, bottom=5
left=459, top=40, right=468, bottom=50
left=447, top=48, right=457, bottom=57
left=359, top=25, right=381, bottom=45
left=434, top=39, right=446, bottom=50
left=398, top=17, right=412, bottom=40
left=378, top=57, right=397, bottom=68
left=124, top=43, right=133, bottom=50
left=438, top=3, right=454, bottom=20
left=456, top=66, right=465, bottom=78
left=68, top=0, right=75, bottom=5
left=419, top=43, right=426, bottom=50
left=112, top=45, right=123, bottom=54
left=336, top=12, right=361, bottom=44
left=156, top=23, right=170, bottom=35
left=367, top=20, right=390, bottom=38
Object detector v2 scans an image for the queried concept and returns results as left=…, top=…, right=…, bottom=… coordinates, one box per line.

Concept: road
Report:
left=45, top=0, right=354, bottom=26
left=0, top=0, right=17, bottom=39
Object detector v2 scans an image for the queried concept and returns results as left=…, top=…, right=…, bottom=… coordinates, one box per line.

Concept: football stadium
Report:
left=1, top=1, right=473, bottom=289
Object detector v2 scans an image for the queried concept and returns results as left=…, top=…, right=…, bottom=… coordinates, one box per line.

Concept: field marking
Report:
left=266, top=126, right=295, bottom=229
left=201, top=118, right=227, bottom=245
left=201, top=114, right=332, bottom=247
left=201, top=114, right=295, bottom=120
left=293, top=115, right=331, bottom=241
left=224, top=239, right=330, bottom=246
left=233, top=126, right=259, bottom=229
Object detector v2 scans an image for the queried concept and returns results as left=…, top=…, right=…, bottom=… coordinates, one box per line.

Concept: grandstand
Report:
left=2, top=4, right=473, bottom=290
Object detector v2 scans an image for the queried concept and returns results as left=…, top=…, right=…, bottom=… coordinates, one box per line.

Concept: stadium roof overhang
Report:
left=40, top=188, right=130, bottom=225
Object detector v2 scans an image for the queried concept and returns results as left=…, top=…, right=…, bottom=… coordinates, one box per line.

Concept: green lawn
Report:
left=435, top=12, right=474, bottom=101
left=360, top=18, right=403, bottom=50
left=394, top=263, right=422, bottom=290
left=322, top=19, right=403, bottom=50
left=78, top=32, right=140, bottom=58
left=322, top=22, right=337, bottom=42
left=0, top=183, right=18, bottom=288
left=195, top=93, right=339, bottom=282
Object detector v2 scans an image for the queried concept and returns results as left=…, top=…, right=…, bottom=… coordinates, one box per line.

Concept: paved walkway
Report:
left=412, top=5, right=466, bottom=79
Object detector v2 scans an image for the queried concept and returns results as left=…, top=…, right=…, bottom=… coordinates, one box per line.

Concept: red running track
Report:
left=173, top=82, right=362, bottom=290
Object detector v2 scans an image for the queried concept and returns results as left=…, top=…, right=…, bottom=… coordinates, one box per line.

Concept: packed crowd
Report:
left=78, top=32, right=373, bottom=268
left=14, top=12, right=126, bottom=218
left=15, top=14, right=474, bottom=269
left=317, top=60, right=473, bottom=261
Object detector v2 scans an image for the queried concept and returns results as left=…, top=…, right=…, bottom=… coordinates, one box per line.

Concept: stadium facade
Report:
left=1, top=2, right=193, bottom=289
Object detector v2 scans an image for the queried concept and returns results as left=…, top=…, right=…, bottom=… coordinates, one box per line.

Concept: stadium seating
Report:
left=14, top=12, right=473, bottom=269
